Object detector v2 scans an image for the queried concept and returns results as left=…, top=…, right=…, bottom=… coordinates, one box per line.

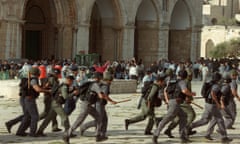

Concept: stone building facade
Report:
left=0, top=0, right=202, bottom=65
left=201, top=0, right=240, bottom=57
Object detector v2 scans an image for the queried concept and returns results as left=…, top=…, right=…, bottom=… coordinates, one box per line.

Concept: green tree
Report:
left=210, top=38, right=240, bottom=58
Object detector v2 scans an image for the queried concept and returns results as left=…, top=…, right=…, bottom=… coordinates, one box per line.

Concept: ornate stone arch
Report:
left=134, top=0, right=161, bottom=65
left=118, top=0, right=142, bottom=26
left=20, top=0, right=77, bottom=59
left=168, top=0, right=198, bottom=27
left=168, top=0, right=194, bottom=62
left=87, top=0, right=124, bottom=61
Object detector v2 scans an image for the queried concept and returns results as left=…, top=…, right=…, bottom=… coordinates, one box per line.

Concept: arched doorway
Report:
left=89, top=3, right=102, bottom=55
left=135, top=0, right=159, bottom=65
left=23, top=0, right=57, bottom=60
left=89, top=0, right=120, bottom=61
left=205, top=39, right=215, bottom=58
left=169, top=0, right=192, bottom=62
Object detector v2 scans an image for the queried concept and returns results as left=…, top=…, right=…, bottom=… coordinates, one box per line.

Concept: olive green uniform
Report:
left=37, top=84, right=71, bottom=134
left=165, top=78, right=196, bottom=134
left=39, top=76, right=59, bottom=130
left=126, top=84, right=161, bottom=133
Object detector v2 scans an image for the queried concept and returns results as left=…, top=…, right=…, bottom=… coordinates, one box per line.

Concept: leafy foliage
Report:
left=210, top=38, right=240, bottom=58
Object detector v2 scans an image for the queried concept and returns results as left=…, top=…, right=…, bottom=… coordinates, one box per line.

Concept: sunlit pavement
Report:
left=0, top=80, right=240, bottom=144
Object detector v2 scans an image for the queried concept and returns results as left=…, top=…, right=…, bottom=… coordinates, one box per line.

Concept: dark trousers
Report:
left=68, top=101, right=101, bottom=137
left=6, top=96, right=25, bottom=127
left=81, top=101, right=108, bottom=136
left=39, top=95, right=58, bottom=130
left=154, top=99, right=188, bottom=140
left=128, top=100, right=155, bottom=133
left=38, top=101, right=70, bottom=133
left=17, top=98, right=39, bottom=135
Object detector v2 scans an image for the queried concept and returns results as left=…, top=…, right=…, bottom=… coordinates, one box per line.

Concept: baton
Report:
left=191, top=101, right=204, bottom=109
left=117, top=99, right=131, bottom=104
left=27, top=72, right=31, bottom=89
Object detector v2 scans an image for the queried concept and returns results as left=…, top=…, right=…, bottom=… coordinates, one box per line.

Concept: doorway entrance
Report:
left=25, top=31, right=41, bottom=60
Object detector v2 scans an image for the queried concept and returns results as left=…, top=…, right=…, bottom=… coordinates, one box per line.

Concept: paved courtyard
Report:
left=0, top=80, right=240, bottom=144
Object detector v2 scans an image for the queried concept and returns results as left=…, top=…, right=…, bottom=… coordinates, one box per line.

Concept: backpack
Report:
left=142, top=83, right=162, bottom=107
left=51, top=83, right=66, bottom=104
left=201, top=81, right=214, bottom=99
left=51, top=83, right=77, bottom=115
left=19, top=77, right=29, bottom=97
left=220, top=83, right=231, bottom=105
left=78, top=81, right=98, bottom=104
left=165, top=78, right=183, bottom=100
left=141, top=81, right=154, bottom=97
left=19, top=77, right=39, bottom=98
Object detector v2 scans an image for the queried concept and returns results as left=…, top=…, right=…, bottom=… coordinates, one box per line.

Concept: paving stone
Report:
left=0, top=80, right=240, bottom=144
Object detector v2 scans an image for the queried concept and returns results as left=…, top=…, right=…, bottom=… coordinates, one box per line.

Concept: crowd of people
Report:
left=3, top=57, right=240, bottom=144
left=1, top=57, right=240, bottom=82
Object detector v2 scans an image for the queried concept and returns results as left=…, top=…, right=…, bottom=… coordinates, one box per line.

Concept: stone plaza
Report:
left=0, top=79, right=240, bottom=144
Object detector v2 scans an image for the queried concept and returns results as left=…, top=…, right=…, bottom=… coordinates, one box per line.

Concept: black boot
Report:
left=125, top=119, right=129, bottom=130
left=144, top=131, right=153, bottom=135
left=96, top=135, right=108, bottom=142
left=152, top=136, right=158, bottom=144
left=62, top=135, right=70, bottom=144
left=164, top=129, right=174, bottom=138
left=5, top=122, right=12, bottom=133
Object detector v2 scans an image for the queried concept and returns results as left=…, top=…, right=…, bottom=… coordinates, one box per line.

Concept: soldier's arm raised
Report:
left=32, top=84, right=51, bottom=93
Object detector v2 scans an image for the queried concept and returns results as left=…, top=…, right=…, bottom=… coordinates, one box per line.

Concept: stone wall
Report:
left=135, top=21, right=159, bottom=66
left=110, top=79, right=137, bottom=94
left=169, top=30, right=192, bottom=62
left=0, top=0, right=202, bottom=63
left=201, top=25, right=240, bottom=57
left=0, top=79, right=138, bottom=99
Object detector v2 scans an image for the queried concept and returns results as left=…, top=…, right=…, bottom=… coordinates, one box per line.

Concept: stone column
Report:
left=62, top=25, right=73, bottom=58
left=56, top=25, right=64, bottom=58
left=55, top=24, right=74, bottom=59
left=158, top=24, right=169, bottom=59
left=113, top=27, right=122, bottom=60
left=121, top=25, right=135, bottom=60
left=76, top=23, right=90, bottom=54
left=191, top=25, right=202, bottom=62
left=72, top=25, right=78, bottom=58
left=3, top=19, right=24, bottom=59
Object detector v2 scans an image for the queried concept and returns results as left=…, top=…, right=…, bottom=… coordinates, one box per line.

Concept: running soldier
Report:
left=163, top=69, right=197, bottom=138
left=39, top=69, right=61, bottom=132
left=125, top=74, right=165, bottom=135
left=229, top=69, right=240, bottom=128
left=80, top=71, right=117, bottom=140
left=189, top=72, right=232, bottom=143
left=37, top=75, right=78, bottom=137
left=63, top=72, right=116, bottom=144
left=16, top=67, right=51, bottom=137
left=152, top=70, right=196, bottom=144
